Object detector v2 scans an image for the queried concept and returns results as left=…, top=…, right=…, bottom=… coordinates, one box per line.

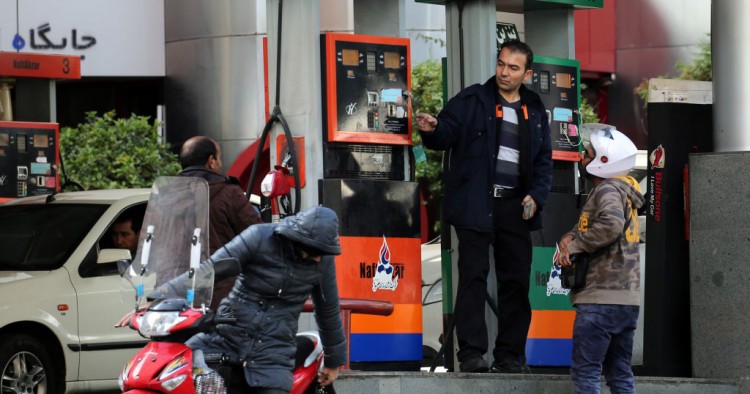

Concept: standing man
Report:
left=555, top=125, right=643, bottom=394
left=416, top=39, right=552, bottom=373
left=179, top=136, right=263, bottom=310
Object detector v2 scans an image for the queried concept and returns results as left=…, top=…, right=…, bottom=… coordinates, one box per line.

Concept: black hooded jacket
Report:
left=186, top=206, right=346, bottom=392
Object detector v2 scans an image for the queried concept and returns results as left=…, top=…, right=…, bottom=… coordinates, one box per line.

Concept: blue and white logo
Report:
left=372, top=235, right=398, bottom=292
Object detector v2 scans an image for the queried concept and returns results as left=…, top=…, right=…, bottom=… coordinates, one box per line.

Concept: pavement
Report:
left=335, top=371, right=750, bottom=394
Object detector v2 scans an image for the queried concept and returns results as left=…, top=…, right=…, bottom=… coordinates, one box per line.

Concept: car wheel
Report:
left=0, top=334, right=60, bottom=394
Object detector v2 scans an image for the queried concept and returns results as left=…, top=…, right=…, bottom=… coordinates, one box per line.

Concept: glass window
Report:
left=0, top=204, right=107, bottom=270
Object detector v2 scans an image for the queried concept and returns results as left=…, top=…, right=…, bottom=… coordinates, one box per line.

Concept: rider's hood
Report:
left=274, top=206, right=341, bottom=256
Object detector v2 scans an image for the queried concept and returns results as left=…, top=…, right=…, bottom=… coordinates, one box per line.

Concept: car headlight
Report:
left=137, top=310, right=187, bottom=337
left=423, top=279, right=442, bottom=305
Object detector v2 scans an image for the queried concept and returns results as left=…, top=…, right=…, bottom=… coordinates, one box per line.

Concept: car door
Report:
left=72, top=204, right=148, bottom=382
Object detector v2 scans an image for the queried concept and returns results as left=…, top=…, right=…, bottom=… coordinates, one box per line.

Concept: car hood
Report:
left=0, top=270, right=51, bottom=284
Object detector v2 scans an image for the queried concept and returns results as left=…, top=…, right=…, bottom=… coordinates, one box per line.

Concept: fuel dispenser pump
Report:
left=318, top=33, right=422, bottom=371
left=0, top=52, right=80, bottom=202
left=523, top=56, right=583, bottom=367
left=0, top=121, right=61, bottom=203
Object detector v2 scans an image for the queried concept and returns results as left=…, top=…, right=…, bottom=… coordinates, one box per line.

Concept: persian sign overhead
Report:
left=0, top=0, right=164, bottom=77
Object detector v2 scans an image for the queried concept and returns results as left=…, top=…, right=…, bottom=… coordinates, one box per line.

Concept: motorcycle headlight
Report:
left=423, top=279, right=443, bottom=305
left=137, top=311, right=187, bottom=337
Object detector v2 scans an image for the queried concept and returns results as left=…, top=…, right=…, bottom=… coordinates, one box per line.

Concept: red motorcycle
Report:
left=116, top=176, right=330, bottom=394
left=118, top=300, right=326, bottom=394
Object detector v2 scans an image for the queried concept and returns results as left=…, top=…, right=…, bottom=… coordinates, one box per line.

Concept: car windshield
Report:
left=0, top=204, right=107, bottom=270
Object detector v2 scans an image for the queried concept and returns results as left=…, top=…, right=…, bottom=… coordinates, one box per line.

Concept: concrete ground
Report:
left=335, top=371, right=749, bottom=394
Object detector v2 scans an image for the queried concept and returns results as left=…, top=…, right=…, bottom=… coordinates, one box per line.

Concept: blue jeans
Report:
left=571, top=304, right=639, bottom=394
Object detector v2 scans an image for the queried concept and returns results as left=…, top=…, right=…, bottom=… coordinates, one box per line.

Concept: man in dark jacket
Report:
left=179, top=136, right=263, bottom=310
left=186, top=206, right=347, bottom=393
left=416, top=39, right=553, bottom=373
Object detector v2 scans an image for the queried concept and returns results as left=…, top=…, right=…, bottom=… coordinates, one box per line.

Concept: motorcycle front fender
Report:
left=122, top=342, right=195, bottom=394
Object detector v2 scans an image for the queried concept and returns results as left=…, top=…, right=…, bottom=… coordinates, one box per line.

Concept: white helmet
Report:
left=581, top=123, right=637, bottom=179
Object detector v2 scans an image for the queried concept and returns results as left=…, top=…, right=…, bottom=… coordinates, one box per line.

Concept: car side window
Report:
left=80, top=203, right=147, bottom=278
left=0, top=204, right=106, bottom=271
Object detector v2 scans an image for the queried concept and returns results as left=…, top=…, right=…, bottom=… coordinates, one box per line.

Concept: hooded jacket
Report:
left=179, top=166, right=263, bottom=310
left=420, top=77, right=553, bottom=232
left=186, top=206, right=346, bottom=392
left=565, top=177, right=645, bottom=306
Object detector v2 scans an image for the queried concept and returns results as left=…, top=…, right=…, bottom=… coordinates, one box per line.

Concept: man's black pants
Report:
left=454, top=195, right=532, bottom=363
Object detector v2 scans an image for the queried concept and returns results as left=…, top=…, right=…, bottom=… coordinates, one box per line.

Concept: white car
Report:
left=421, top=236, right=444, bottom=367
left=0, top=188, right=151, bottom=393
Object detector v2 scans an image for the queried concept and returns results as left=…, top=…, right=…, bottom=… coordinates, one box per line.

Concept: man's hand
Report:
left=555, top=235, right=574, bottom=267
left=416, top=113, right=438, bottom=133
left=521, top=195, right=537, bottom=220
left=317, top=366, right=340, bottom=387
left=115, top=310, right=136, bottom=328
left=115, top=302, right=152, bottom=328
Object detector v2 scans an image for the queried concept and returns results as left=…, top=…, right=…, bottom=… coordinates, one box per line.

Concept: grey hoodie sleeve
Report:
left=311, top=257, right=348, bottom=368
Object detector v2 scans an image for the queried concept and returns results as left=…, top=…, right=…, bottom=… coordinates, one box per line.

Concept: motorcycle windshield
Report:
left=121, top=176, right=212, bottom=309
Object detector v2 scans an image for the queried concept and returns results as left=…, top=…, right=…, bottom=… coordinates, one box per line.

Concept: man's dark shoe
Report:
left=459, top=356, right=489, bottom=372
left=490, top=358, right=531, bottom=374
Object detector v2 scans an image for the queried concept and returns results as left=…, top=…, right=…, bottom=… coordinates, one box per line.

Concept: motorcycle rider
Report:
left=186, top=205, right=346, bottom=394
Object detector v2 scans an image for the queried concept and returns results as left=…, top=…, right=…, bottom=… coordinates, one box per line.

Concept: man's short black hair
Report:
left=179, top=136, right=217, bottom=169
left=114, top=205, right=146, bottom=233
left=498, top=39, right=534, bottom=71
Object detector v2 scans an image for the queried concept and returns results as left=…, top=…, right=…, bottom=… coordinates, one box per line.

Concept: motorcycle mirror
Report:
left=116, top=259, right=133, bottom=278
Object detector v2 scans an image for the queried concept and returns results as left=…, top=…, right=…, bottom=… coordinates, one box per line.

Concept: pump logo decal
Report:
left=649, top=145, right=665, bottom=169
left=546, top=264, right=570, bottom=297
left=647, top=144, right=665, bottom=222
left=359, top=235, right=401, bottom=292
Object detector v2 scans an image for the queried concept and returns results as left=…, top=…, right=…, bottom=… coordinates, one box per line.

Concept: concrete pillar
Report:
left=164, top=0, right=267, bottom=170
left=266, top=0, right=323, bottom=209
left=712, top=1, right=750, bottom=152
left=444, top=0, right=496, bottom=370
left=444, top=0, right=495, bottom=95
left=524, top=8, right=575, bottom=59
left=353, top=0, right=405, bottom=37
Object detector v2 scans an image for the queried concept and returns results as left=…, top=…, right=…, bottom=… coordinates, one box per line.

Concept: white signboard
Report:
left=0, top=0, right=164, bottom=77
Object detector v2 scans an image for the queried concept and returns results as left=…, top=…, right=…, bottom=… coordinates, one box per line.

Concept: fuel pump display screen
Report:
left=539, top=71, right=550, bottom=94
left=323, top=33, right=411, bottom=145
left=17, top=134, right=27, bottom=153
left=33, top=135, right=49, bottom=148
left=0, top=122, right=60, bottom=199
left=342, top=49, right=359, bottom=66
left=556, top=73, right=572, bottom=89
left=384, top=52, right=400, bottom=69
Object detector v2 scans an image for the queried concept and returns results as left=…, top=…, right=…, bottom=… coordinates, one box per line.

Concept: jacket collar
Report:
left=481, top=75, right=541, bottom=109
left=179, top=166, right=225, bottom=183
